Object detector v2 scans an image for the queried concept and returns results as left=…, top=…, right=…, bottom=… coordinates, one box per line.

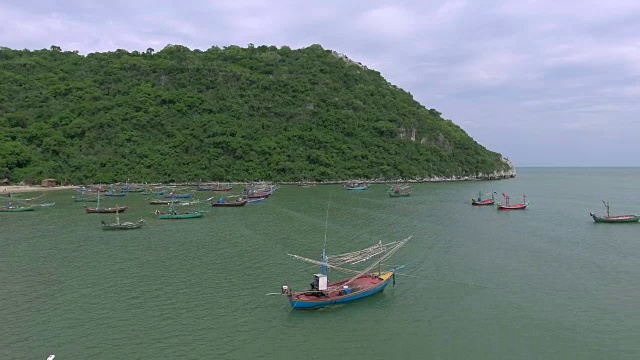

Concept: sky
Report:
left=1, top=0, right=638, bottom=167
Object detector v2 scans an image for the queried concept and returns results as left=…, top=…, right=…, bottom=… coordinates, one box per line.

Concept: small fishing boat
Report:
left=164, top=192, right=192, bottom=199
left=156, top=201, right=203, bottom=219
left=85, top=205, right=128, bottom=213
left=497, top=193, right=528, bottom=210
left=590, top=201, right=640, bottom=223
left=472, top=191, right=496, bottom=206
left=211, top=197, right=248, bottom=207
left=344, top=181, right=370, bottom=190
left=0, top=204, right=36, bottom=212
left=387, top=184, right=412, bottom=197
left=72, top=195, right=98, bottom=202
left=279, top=235, right=412, bottom=309
left=83, top=192, right=128, bottom=213
left=148, top=199, right=182, bottom=205
left=104, top=185, right=127, bottom=197
left=101, top=211, right=144, bottom=230
left=157, top=210, right=203, bottom=219
left=207, top=182, right=233, bottom=192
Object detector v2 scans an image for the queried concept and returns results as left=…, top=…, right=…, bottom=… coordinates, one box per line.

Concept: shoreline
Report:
left=1, top=185, right=78, bottom=194
left=0, top=173, right=516, bottom=194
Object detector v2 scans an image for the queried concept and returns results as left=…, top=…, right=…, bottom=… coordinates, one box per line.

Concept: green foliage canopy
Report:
left=0, top=44, right=510, bottom=183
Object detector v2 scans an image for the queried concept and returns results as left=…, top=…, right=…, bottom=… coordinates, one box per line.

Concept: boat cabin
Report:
left=313, top=274, right=328, bottom=291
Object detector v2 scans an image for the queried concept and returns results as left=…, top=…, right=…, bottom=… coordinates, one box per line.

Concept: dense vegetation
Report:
left=0, top=44, right=510, bottom=184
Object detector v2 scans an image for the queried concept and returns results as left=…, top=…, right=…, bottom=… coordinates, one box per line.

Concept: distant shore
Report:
left=1, top=172, right=517, bottom=194
left=1, top=185, right=78, bottom=194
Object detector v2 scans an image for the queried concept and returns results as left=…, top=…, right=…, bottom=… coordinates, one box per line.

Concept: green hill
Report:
left=0, top=44, right=511, bottom=184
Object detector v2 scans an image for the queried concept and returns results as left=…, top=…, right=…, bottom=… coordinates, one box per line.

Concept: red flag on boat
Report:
left=502, top=193, right=506, bottom=197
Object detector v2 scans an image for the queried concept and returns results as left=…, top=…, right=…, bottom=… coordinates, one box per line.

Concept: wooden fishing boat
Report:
left=211, top=198, right=248, bottom=207
left=344, top=181, right=370, bottom=190
left=72, top=196, right=98, bottom=202
left=472, top=191, right=496, bottom=206
left=279, top=236, right=412, bottom=309
left=148, top=199, right=182, bottom=205
left=83, top=192, right=128, bottom=213
left=164, top=192, right=192, bottom=199
left=101, top=211, right=144, bottom=230
left=157, top=210, right=203, bottom=219
left=104, top=185, right=127, bottom=197
left=497, top=193, right=528, bottom=210
left=156, top=201, right=203, bottom=219
left=388, top=184, right=412, bottom=197
left=590, top=201, right=640, bottom=223
left=0, top=205, right=36, bottom=212
left=211, top=183, right=234, bottom=192
left=85, top=205, right=128, bottom=213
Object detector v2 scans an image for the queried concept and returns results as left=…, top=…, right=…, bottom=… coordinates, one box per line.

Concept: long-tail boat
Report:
left=279, top=236, right=412, bottom=309
left=388, top=184, right=412, bottom=197
left=211, top=197, right=247, bottom=207
left=0, top=204, right=36, bottom=212
left=83, top=192, right=128, bottom=213
left=344, top=181, right=370, bottom=190
left=101, top=210, right=144, bottom=230
left=497, top=193, right=528, bottom=210
left=472, top=191, right=496, bottom=206
left=590, top=201, right=640, bottom=223
left=156, top=201, right=203, bottom=219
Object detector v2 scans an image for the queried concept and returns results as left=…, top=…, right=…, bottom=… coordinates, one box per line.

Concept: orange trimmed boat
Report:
left=497, top=193, right=528, bottom=210
left=472, top=191, right=496, bottom=206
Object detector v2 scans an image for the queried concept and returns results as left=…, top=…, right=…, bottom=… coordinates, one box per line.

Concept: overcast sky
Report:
left=1, top=0, right=638, bottom=166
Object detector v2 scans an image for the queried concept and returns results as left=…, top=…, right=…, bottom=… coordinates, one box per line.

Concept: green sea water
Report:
left=1, top=168, right=638, bottom=359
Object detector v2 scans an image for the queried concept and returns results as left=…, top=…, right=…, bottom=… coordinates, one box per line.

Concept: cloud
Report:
left=0, top=0, right=638, bottom=166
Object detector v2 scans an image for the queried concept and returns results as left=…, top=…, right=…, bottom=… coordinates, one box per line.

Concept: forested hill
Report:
left=0, top=44, right=511, bottom=184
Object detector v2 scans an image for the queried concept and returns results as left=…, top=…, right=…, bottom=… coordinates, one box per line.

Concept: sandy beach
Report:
left=1, top=185, right=78, bottom=194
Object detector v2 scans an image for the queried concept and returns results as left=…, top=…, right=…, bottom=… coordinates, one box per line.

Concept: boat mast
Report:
left=602, top=200, right=610, bottom=217
left=321, top=196, right=331, bottom=277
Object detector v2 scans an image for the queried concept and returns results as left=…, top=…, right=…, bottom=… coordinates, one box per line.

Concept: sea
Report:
left=1, top=167, right=638, bottom=359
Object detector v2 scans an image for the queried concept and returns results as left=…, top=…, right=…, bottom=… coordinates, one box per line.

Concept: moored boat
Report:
left=85, top=205, right=128, bottom=213
left=148, top=199, right=182, bottom=205
left=590, top=201, right=640, bottom=223
left=164, top=192, right=192, bottom=199
left=387, top=184, right=412, bottom=197
left=83, top=192, right=128, bottom=213
left=344, top=181, right=370, bottom=190
left=101, top=211, right=144, bottom=230
left=157, top=210, right=203, bottom=219
left=472, top=191, right=496, bottom=206
left=211, top=197, right=248, bottom=207
left=0, top=204, right=36, bottom=212
left=156, top=201, right=203, bottom=219
left=497, top=193, right=528, bottom=210
left=280, top=235, right=412, bottom=309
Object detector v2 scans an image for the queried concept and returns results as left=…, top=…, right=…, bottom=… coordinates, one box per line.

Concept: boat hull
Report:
left=84, top=206, right=128, bottom=213
left=101, top=220, right=144, bottom=230
left=211, top=200, right=248, bottom=207
left=389, top=192, right=411, bottom=197
left=158, top=212, right=203, bottom=219
left=497, top=203, right=527, bottom=210
left=472, top=199, right=494, bottom=206
left=0, top=206, right=36, bottom=212
left=591, top=214, right=640, bottom=223
left=346, top=186, right=370, bottom=190
left=288, top=272, right=393, bottom=309
left=164, top=193, right=192, bottom=199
